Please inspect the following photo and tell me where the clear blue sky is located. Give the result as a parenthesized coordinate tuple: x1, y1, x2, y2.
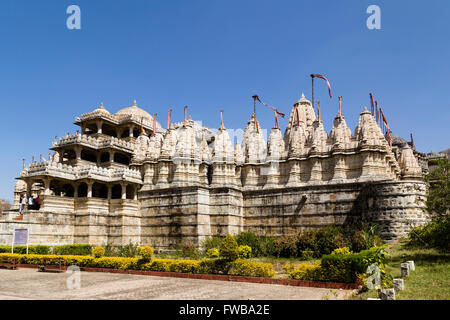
(0, 0, 449, 201)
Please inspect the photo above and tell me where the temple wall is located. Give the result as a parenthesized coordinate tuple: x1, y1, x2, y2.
(0, 182, 429, 249)
(139, 186, 212, 249)
(360, 180, 429, 241)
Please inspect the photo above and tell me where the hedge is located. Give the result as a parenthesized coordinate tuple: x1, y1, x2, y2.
(0, 253, 275, 278)
(0, 244, 92, 256)
(284, 246, 391, 284)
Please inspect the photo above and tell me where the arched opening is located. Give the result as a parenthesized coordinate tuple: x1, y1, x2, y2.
(133, 128, 140, 138)
(126, 185, 135, 200)
(62, 149, 76, 162)
(114, 152, 130, 165)
(81, 149, 97, 163)
(102, 124, 117, 137)
(111, 184, 122, 199)
(100, 152, 110, 163)
(78, 183, 88, 197)
(92, 183, 107, 199)
(31, 179, 45, 197)
(84, 123, 97, 135)
(61, 184, 74, 197)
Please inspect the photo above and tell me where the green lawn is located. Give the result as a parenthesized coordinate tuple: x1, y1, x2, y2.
(355, 240, 450, 300)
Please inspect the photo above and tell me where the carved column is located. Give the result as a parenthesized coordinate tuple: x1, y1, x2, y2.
(129, 126, 134, 138)
(107, 185, 112, 200)
(43, 178, 51, 196)
(87, 181, 93, 198)
(121, 183, 127, 200)
(109, 151, 115, 164)
(96, 120, 103, 134)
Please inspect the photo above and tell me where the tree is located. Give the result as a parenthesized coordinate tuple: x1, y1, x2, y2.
(425, 158, 450, 216)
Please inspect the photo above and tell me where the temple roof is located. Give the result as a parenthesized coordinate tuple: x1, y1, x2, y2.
(116, 100, 154, 121)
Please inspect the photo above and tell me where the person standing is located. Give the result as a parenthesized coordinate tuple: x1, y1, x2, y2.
(35, 195, 40, 210)
(28, 195, 34, 210)
(21, 195, 27, 214)
(19, 195, 23, 214)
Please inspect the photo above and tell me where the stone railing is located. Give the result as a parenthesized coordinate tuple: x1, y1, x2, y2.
(77, 110, 118, 123)
(21, 161, 142, 184)
(53, 133, 134, 152)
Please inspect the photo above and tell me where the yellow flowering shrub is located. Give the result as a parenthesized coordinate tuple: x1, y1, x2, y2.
(139, 246, 154, 262)
(0, 253, 276, 278)
(92, 246, 105, 258)
(229, 259, 275, 278)
(283, 262, 323, 281)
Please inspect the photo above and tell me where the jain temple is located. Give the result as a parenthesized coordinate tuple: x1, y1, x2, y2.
(0, 95, 430, 249)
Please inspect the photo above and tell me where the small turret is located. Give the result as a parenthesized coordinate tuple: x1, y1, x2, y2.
(242, 114, 267, 164)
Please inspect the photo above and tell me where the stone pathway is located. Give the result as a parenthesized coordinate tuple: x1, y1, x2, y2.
(0, 268, 353, 300)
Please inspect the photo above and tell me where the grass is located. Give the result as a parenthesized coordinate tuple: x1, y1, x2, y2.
(354, 240, 450, 300)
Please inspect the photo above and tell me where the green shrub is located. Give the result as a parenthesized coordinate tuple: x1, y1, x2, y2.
(199, 258, 232, 274)
(331, 247, 352, 255)
(0, 245, 51, 255)
(202, 236, 223, 253)
(117, 242, 140, 257)
(219, 235, 239, 261)
(300, 249, 314, 261)
(238, 245, 252, 259)
(407, 216, 450, 252)
(206, 248, 220, 258)
(320, 246, 390, 283)
(52, 244, 92, 256)
(274, 235, 297, 257)
(92, 246, 105, 258)
(229, 259, 275, 278)
(177, 241, 201, 259)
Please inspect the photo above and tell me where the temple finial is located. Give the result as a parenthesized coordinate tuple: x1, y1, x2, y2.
(132, 100, 137, 107)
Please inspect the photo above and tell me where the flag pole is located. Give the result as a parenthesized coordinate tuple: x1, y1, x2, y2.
(310, 74, 315, 110)
(370, 93, 375, 116)
(167, 109, 172, 130)
(410, 133, 415, 151)
(252, 95, 257, 116)
(316, 100, 321, 121)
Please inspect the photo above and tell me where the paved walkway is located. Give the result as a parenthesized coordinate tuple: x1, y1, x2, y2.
(0, 268, 353, 300)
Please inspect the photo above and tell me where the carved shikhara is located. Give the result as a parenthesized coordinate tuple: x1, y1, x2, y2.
(1, 96, 428, 248)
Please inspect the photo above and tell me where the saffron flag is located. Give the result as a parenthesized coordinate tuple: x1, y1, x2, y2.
(254, 95, 285, 117)
(312, 74, 332, 98)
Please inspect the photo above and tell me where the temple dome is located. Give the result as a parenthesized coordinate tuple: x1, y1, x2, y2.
(116, 100, 153, 121)
(93, 103, 111, 115)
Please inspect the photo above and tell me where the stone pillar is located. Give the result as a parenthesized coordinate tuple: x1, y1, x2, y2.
(81, 125, 86, 134)
(107, 185, 112, 200)
(133, 186, 138, 200)
(121, 183, 127, 200)
(87, 181, 93, 198)
(117, 128, 123, 139)
(129, 126, 134, 138)
(96, 120, 103, 134)
(74, 146, 82, 161)
(109, 151, 115, 163)
(73, 183, 79, 198)
(96, 153, 101, 166)
(26, 180, 32, 197)
(43, 179, 51, 196)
